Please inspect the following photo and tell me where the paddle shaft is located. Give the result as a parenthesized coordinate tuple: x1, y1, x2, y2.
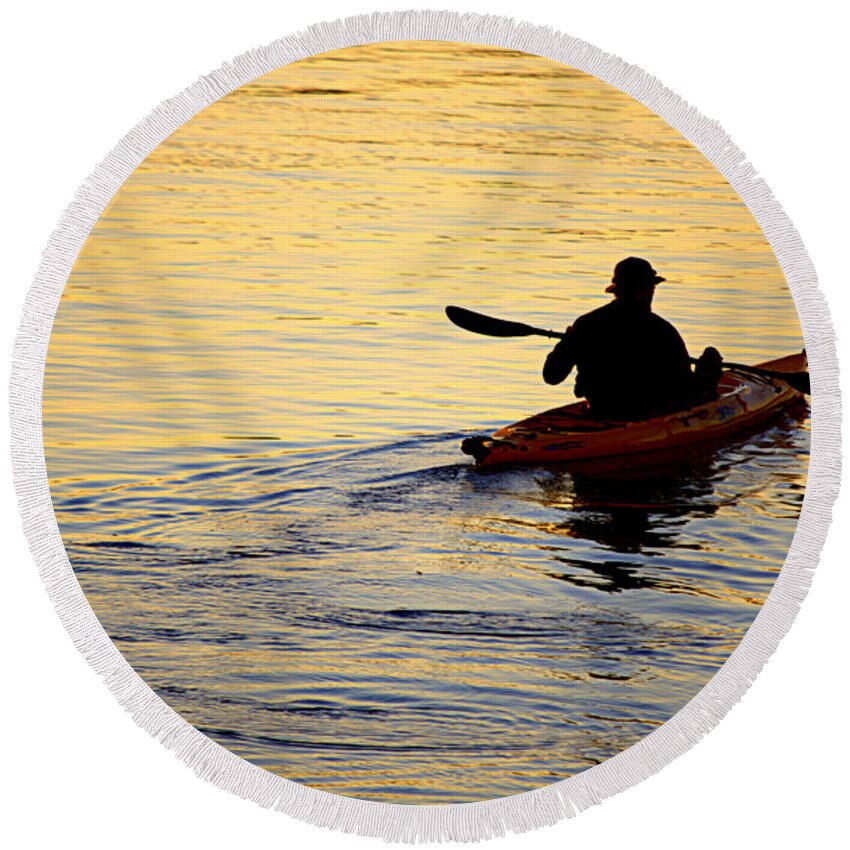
(444, 305, 810, 393)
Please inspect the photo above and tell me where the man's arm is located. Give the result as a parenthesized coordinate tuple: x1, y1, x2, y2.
(543, 326, 576, 385)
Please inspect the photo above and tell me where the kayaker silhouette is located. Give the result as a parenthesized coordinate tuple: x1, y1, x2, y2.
(543, 257, 722, 420)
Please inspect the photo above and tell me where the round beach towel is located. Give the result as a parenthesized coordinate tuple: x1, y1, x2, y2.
(10, 11, 839, 843)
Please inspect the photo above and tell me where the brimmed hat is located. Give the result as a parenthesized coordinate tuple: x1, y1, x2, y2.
(605, 257, 666, 293)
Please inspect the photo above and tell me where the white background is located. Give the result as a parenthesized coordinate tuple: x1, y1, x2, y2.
(1, 2, 847, 847)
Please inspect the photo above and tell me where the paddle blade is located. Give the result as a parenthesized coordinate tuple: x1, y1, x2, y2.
(445, 306, 544, 338)
(779, 371, 810, 395)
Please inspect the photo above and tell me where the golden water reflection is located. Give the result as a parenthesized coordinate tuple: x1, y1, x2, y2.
(44, 41, 807, 803)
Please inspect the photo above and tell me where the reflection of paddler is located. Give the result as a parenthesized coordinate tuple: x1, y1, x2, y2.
(533, 447, 721, 559)
(543, 258, 723, 421)
(524, 448, 718, 594)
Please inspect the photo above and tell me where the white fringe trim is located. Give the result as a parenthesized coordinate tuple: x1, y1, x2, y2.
(9, 9, 841, 843)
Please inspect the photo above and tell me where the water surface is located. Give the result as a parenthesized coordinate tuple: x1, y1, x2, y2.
(44, 41, 808, 803)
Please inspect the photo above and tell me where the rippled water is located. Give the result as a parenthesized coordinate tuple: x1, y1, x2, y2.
(44, 41, 808, 803)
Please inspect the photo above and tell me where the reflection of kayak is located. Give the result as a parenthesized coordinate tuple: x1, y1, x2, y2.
(461, 352, 807, 467)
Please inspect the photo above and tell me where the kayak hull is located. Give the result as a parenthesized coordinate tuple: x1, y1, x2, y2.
(462, 352, 807, 467)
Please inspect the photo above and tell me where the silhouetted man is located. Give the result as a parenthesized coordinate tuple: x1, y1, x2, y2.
(543, 258, 722, 420)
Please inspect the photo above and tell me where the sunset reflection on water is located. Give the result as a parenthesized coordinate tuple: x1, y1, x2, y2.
(44, 41, 807, 803)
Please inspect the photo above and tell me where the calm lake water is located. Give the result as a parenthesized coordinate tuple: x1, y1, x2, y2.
(44, 41, 808, 804)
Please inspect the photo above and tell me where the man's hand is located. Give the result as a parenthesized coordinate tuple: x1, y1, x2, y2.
(542, 326, 575, 385)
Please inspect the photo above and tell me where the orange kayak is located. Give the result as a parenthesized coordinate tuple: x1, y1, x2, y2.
(461, 352, 807, 467)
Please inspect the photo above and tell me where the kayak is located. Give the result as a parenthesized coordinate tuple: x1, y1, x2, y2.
(461, 352, 807, 467)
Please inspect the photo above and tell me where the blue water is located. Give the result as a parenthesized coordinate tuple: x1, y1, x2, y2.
(50, 413, 808, 803)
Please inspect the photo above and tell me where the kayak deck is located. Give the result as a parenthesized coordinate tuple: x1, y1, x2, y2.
(461, 352, 807, 467)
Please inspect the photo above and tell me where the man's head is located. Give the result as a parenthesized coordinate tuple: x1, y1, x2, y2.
(605, 257, 665, 305)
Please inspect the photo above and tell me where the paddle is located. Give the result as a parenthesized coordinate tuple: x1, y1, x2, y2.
(445, 305, 810, 395)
